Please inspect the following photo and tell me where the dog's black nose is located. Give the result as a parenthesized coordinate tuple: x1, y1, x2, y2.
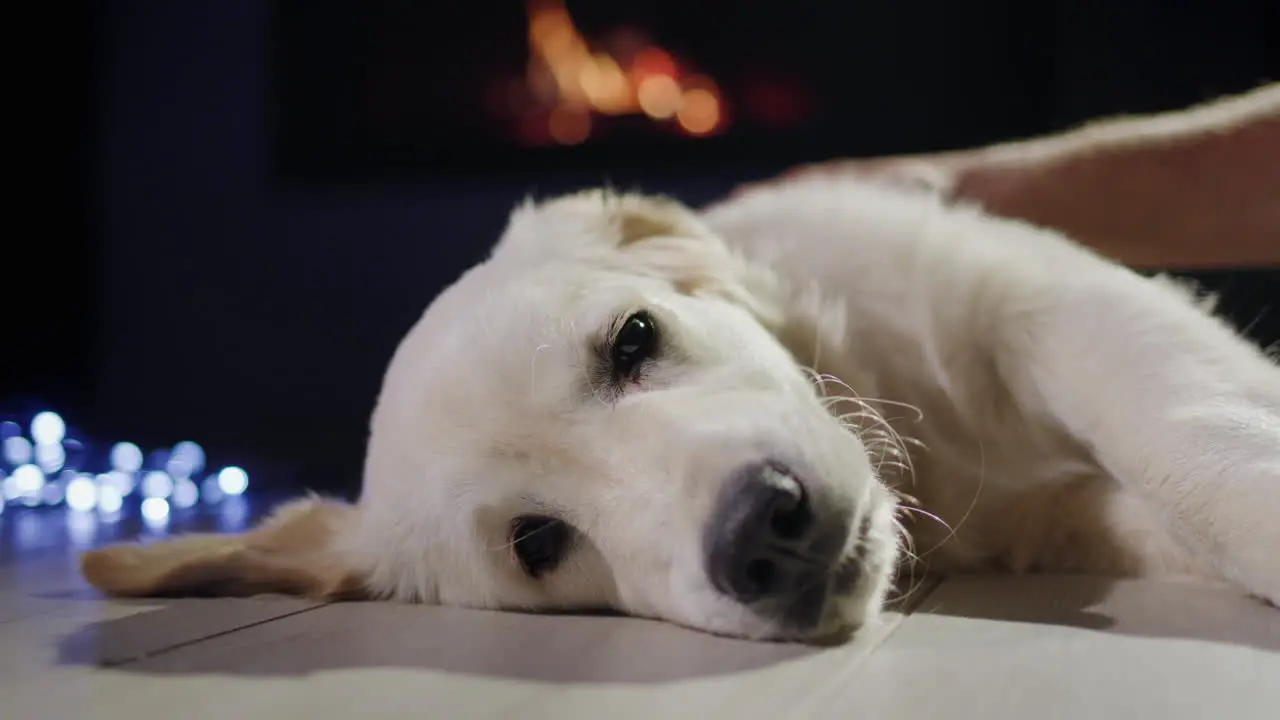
(704, 461, 823, 604)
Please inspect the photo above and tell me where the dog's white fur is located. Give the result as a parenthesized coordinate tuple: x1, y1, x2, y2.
(81, 176, 1280, 642)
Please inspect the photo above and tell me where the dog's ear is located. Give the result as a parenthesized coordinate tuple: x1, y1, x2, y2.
(79, 496, 367, 600)
(494, 189, 716, 259)
(612, 194, 707, 247)
(494, 188, 792, 328)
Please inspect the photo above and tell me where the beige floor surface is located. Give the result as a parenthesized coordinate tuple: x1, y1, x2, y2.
(2, 539, 1278, 719)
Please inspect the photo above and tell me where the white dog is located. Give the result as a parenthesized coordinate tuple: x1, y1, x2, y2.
(81, 176, 1280, 643)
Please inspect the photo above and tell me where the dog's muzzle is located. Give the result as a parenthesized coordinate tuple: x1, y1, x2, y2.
(703, 460, 854, 627)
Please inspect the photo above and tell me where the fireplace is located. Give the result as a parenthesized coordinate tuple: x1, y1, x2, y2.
(273, 0, 1275, 181)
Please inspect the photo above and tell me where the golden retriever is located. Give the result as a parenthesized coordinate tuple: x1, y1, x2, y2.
(80, 176, 1280, 643)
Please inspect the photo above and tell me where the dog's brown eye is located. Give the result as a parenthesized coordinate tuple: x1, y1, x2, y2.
(611, 311, 658, 380)
(510, 515, 573, 578)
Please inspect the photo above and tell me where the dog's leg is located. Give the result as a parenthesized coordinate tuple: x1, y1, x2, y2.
(1004, 269, 1280, 604)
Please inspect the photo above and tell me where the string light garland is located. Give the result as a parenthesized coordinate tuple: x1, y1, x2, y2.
(0, 410, 250, 532)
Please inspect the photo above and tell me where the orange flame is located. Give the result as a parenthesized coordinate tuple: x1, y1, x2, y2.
(519, 0, 725, 145)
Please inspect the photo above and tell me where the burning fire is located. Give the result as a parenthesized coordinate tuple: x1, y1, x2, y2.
(505, 0, 726, 145)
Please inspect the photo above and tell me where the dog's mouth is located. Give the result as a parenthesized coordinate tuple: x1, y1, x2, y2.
(763, 546, 871, 629)
(698, 457, 894, 643)
(830, 551, 866, 594)
(738, 508, 888, 641)
(762, 495, 902, 644)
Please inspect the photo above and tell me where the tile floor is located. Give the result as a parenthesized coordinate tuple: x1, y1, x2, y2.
(1, 501, 1277, 719)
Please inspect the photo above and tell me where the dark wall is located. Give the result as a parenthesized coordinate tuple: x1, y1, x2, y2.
(10, 0, 1277, 498)
(86, 2, 740, 495)
(6, 5, 100, 421)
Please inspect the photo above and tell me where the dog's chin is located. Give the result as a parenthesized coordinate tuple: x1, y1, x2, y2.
(791, 568, 893, 644)
(730, 594, 885, 646)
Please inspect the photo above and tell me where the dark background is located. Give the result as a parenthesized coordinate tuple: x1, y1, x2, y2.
(9, 0, 1279, 500)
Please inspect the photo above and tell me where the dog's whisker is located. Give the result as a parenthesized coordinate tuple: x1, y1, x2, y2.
(824, 396, 920, 486)
(897, 505, 953, 535)
(885, 563, 933, 606)
(891, 489, 923, 508)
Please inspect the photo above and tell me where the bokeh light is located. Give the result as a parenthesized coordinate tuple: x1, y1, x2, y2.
(3, 435, 33, 465)
(676, 86, 722, 136)
(141, 497, 170, 529)
(3, 409, 255, 545)
(217, 466, 249, 496)
(141, 470, 175, 499)
(172, 477, 199, 509)
(13, 463, 46, 504)
(66, 474, 98, 512)
(98, 484, 124, 515)
(109, 441, 144, 473)
(101, 470, 136, 497)
(168, 441, 206, 479)
(30, 411, 66, 446)
(34, 441, 66, 473)
(636, 74, 682, 119)
(514, 1, 732, 146)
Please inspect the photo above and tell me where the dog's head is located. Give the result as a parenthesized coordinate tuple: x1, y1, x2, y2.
(81, 190, 901, 642)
